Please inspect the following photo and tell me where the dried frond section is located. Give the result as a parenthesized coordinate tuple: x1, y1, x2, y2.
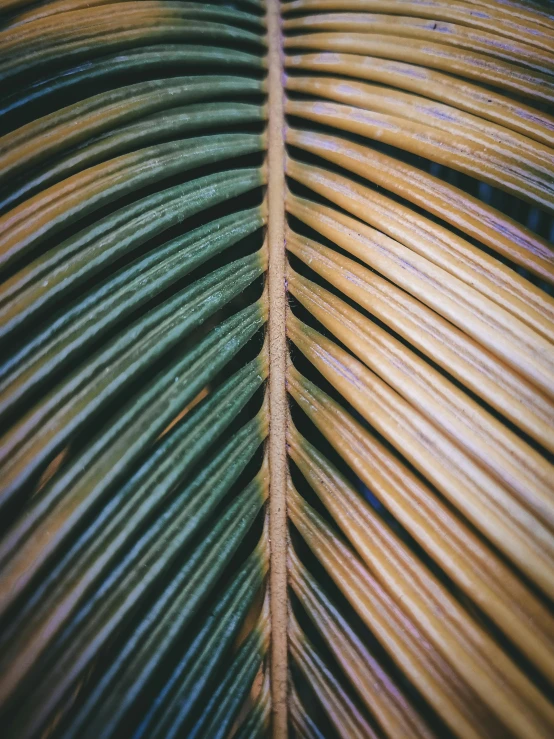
(284, 1, 554, 736)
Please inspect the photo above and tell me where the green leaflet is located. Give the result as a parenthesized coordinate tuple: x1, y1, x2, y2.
(6, 475, 268, 738)
(233, 673, 271, 739)
(50, 2, 266, 31)
(0, 2, 270, 736)
(233, 705, 268, 739)
(3, 2, 264, 37)
(0, 361, 267, 702)
(0, 167, 264, 331)
(69, 539, 269, 739)
(135, 530, 268, 739)
(0, 252, 264, 505)
(0, 23, 265, 84)
(1, 103, 265, 212)
(186, 606, 269, 739)
(0, 76, 263, 183)
(0, 304, 265, 611)
(0, 48, 263, 130)
(0, 133, 263, 268)
(0, 207, 264, 419)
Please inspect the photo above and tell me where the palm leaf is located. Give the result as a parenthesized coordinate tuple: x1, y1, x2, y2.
(0, 0, 553, 736)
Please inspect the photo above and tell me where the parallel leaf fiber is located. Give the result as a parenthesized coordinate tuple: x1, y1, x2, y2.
(0, 0, 553, 737)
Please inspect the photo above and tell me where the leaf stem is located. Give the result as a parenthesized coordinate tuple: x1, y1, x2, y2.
(266, 0, 288, 736)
